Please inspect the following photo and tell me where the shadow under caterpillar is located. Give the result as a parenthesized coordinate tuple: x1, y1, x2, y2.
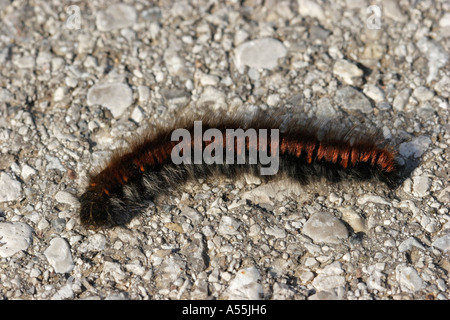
(79, 113, 402, 229)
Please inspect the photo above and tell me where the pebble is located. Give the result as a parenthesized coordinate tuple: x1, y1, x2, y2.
(312, 261, 346, 291)
(413, 86, 434, 101)
(137, 85, 150, 102)
(44, 237, 74, 273)
(393, 88, 411, 111)
(302, 211, 348, 244)
(398, 237, 426, 252)
(0, 172, 23, 202)
(297, 0, 325, 21)
(225, 266, 263, 300)
(382, 0, 407, 23)
(156, 254, 186, 288)
(103, 261, 127, 282)
(55, 191, 80, 207)
(412, 176, 430, 197)
(0, 88, 14, 102)
(395, 264, 424, 293)
(96, 3, 137, 32)
(87, 82, 133, 118)
(13, 55, 35, 69)
(265, 225, 286, 239)
(333, 60, 363, 85)
(432, 234, 450, 252)
(338, 207, 367, 233)
(197, 87, 227, 110)
(21, 164, 37, 180)
(399, 136, 431, 158)
(0, 222, 33, 258)
(131, 106, 145, 123)
(439, 13, 450, 28)
(357, 194, 391, 206)
(234, 38, 287, 73)
(363, 84, 386, 103)
(334, 86, 372, 114)
(218, 216, 241, 236)
(53, 87, 66, 102)
(416, 37, 449, 83)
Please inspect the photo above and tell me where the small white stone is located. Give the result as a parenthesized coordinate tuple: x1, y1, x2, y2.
(398, 237, 426, 252)
(234, 38, 287, 73)
(44, 237, 74, 273)
(131, 106, 145, 123)
(267, 94, 280, 107)
(302, 211, 348, 244)
(363, 84, 386, 102)
(334, 86, 372, 114)
(333, 60, 363, 85)
(137, 85, 150, 102)
(96, 3, 137, 32)
(432, 234, 450, 252)
(297, 0, 325, 21)
(395, 264, 424, 293)
(13, 55, 35, 69)
(21, 164, 36, 180)
(265, 225, 286, 239)
(399, 136, 431, 158)
(225, 266, 263, 300)
(312, 261, 346, 291)
(87, 82, 133, 118)
(439, 13, 450, 27)
(0, 172, 23, 202)
(413, 86, 434, 101)
(412, 176, 430, 197)
(218, 216, 241, 236)
(338, 207, 367, 233)
(0, 222, 33, 258)
(393, 88, 411, 111)
(55, 191, 80, 207)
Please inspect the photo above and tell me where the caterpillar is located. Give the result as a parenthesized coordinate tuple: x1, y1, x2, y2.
(79, 112, 400, 229)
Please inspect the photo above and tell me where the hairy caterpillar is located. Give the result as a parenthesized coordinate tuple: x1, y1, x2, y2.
(79, 113, 400, 229)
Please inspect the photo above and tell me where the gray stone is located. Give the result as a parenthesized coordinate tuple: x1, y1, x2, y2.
(55, 191, 80, 207)
(333, 60, 363, 85)
(412, 176, 430, 197)
(96, 3, 137, 32)
(297, 0, 325, 21)
(393, 88, 411, 111)
(225, 266, 263, 300)
(395, 264, 424, 292)
(334, 87, 372, 114)
(398, 237, 426, 252)
(234, 38, 287, 73)
(0, 172, 23, 202)
(312, 262, 346, 291)
(363, 84, 386, 103)
(87, 82, 133, 118)
(44, 238, 74, 273)
(432, 234, 450, 252)
(0, 222, 33, 258)
(383, 0, 407, 22)
(399, 136, 431, 158)
(218, 216, 241, 236)
(413, 86, 434, 101)
(302, 212, 348, 244)
(265, 225, 286, 239)
(416, 37, 449, 83)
